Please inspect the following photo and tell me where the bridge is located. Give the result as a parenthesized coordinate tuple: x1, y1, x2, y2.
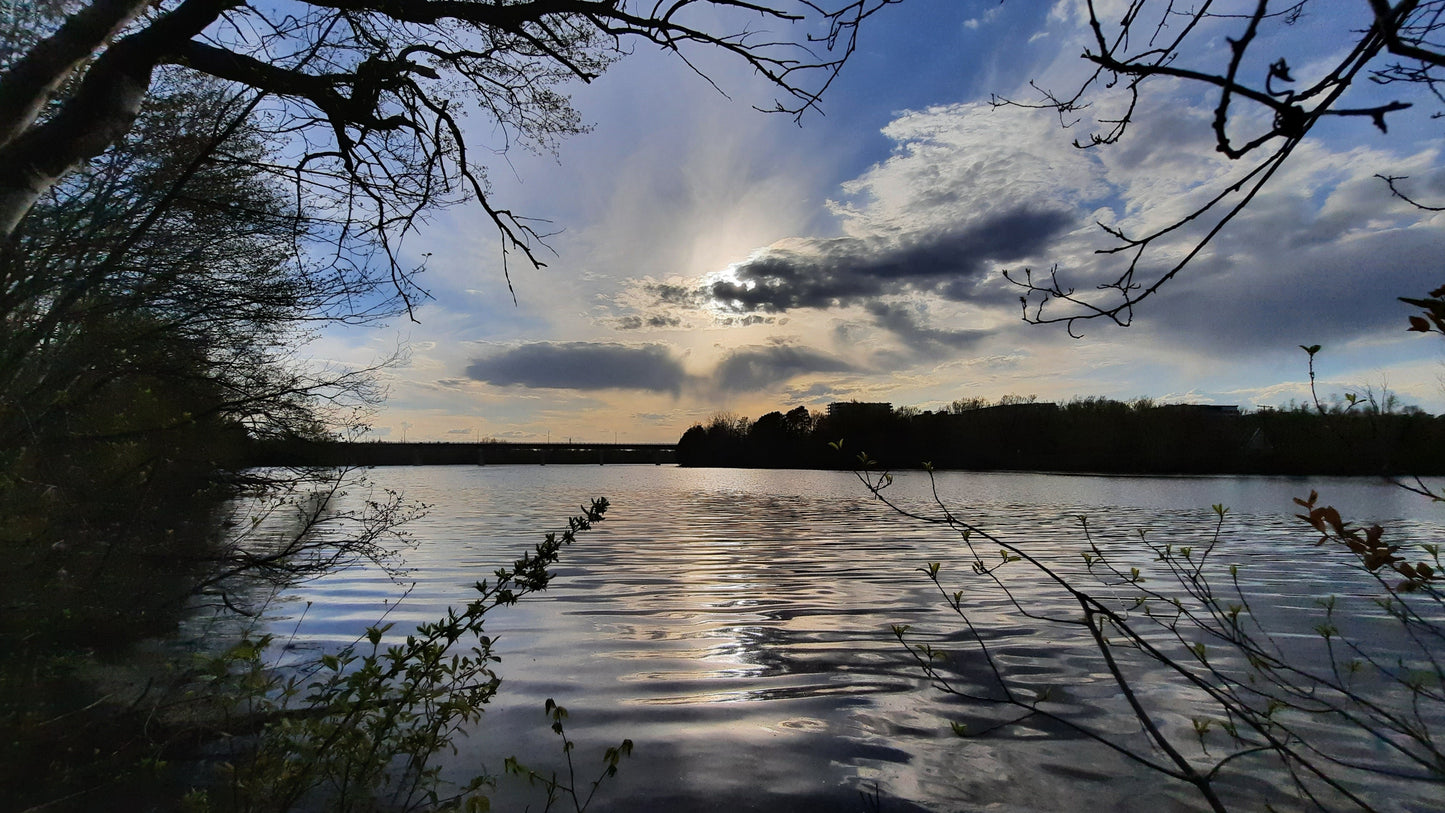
(250, 440, 677, 467)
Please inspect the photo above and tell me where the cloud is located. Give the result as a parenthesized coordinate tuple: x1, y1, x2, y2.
(709, 207, 1074, 313)
(865, 301, 991, 355)
(714, 345, 855, 392)
(716, 314, 777, 327)
(964, 4, 1003, 30)
(1139, 219, 1445, 354)
(647, 282, 704, 307)
(790, 95, 1445, 361)
(613, 313, 683, 330)
(465, 342, 687, 394)
(780, 381, 858, 403)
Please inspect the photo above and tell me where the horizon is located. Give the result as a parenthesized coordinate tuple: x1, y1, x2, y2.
(323, 392, 1438, 447)
(305, 2, 1445, 445)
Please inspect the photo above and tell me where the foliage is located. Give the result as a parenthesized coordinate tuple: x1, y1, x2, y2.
(1, 13, 396, 705)
(501, 699, 635, 813)
(1002, 2, 1445, 331)
(1402, 285, 1445, 337)
(4, 496, 612, 811)
(850, 455, 1443, 811)
(188, 497, 611, 813)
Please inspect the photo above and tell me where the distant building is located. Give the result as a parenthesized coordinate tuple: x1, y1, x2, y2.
(827, 401, 893, 420)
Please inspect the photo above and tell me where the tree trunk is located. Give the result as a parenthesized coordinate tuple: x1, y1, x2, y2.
(0, 0, 152, 150)
(0, 0, 237, 240)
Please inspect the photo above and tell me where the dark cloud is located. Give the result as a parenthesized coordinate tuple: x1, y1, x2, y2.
(714, 345, 854, 392)
(614, 313, 684, 330)
(465, 342, 686, 394)
(866, 301, 990, 355)
(1141, 224, 1445, 355)
(710, 207, 1073, 312)
(647, 282, 703, 307)
(716, 314, 777, 327)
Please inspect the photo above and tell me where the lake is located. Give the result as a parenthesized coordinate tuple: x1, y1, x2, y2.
(237, 466, 1445, 812)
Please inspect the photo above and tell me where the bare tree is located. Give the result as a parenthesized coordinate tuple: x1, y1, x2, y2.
(1000, 1, 1445, 335)
(0, 0, 898, 305)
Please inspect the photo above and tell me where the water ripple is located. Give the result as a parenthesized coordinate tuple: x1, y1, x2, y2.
(254, 466, 1445, 812)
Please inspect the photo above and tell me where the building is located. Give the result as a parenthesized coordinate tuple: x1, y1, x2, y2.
(826, 401, 893, 420)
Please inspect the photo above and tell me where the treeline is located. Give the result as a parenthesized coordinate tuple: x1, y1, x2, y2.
(0, 68, 392, 807)
(677, 398, 1445, 475)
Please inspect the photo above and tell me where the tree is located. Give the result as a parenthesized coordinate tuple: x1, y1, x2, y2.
(0, 0, 899, 301)
(2, 5, 908, 801)
(1, 69, 387, 439)
(1001, 1, 1445, 333)
(0, 0, 909, 622)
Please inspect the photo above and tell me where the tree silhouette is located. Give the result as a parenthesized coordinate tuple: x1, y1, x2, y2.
(0, 0, 897, 303)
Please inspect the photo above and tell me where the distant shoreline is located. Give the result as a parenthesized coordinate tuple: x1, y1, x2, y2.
(674, 401, 1445, 477)
(247, 439, 677, 467)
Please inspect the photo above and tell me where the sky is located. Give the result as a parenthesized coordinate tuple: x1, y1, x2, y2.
(311, 1, 1445, 444)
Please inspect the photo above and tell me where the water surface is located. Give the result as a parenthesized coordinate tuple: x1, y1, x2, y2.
(254, 467, 1445, 812)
